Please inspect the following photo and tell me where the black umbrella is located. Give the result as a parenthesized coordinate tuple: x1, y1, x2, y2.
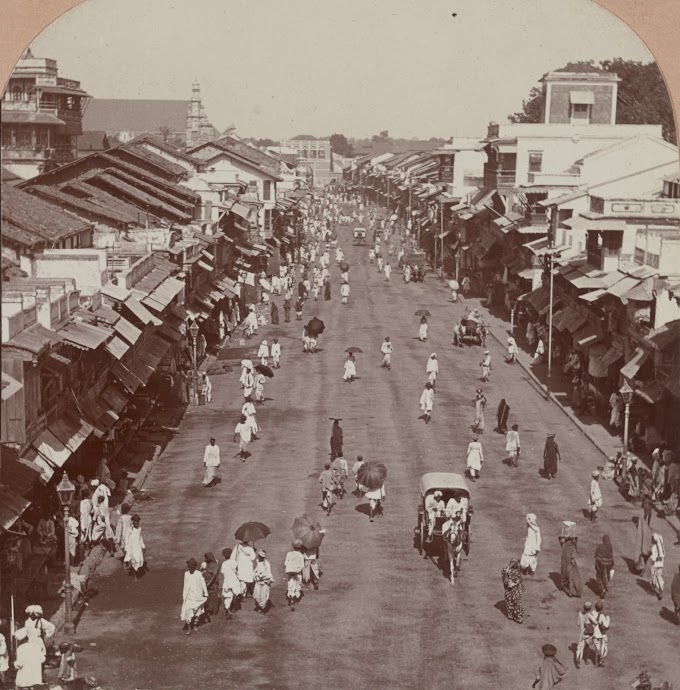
(414, 309, 431, 317)
(357, 461, 387, 490)
(345, 347, 363, 354)
(234, 521, 271, 542)
(306, 317, 325, 337)
(254, 364, 274, 378)
(339, 261, 350, 272)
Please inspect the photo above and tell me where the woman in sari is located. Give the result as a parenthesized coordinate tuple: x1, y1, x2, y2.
(559, 536, 583, 597)
(534, 644, 566, 689)
(501, 559, 524, 624)
(201, 552, 220, 620)
(594, 535, 614, 597)
(270, 302, 279, 325)
(650, 533, 665, 600)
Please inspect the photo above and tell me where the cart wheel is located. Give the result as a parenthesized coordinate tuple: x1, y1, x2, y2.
(418, 521, 425, 555)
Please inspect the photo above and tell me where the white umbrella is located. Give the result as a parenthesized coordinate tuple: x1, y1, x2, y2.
(448, 280, 460, 290)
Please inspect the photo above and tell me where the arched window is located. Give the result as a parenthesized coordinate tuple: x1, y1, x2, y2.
(310, 148, 317, 158)
(301, 147, 308, 158)
(294, 147, 300, 155)
(12, 86, 23, 101)
(318, 147, 325, 158)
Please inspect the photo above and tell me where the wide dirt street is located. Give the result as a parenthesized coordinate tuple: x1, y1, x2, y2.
(75, 216, 678, 689)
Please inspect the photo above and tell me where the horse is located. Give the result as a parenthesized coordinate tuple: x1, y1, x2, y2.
(442, 517, 465, 586)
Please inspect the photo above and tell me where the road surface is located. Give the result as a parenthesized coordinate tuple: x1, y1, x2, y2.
(74, 215, 679, 689)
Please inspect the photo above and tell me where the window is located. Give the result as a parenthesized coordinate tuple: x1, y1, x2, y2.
(310, 149, 317, 158)
(528, 151, 543, 174)
(18, 129, 31, 147)
(11, 85, 22, 101)
(570, 103, 591, 125)
(264, 209, 272, 234)
(1, 128, 12, 146)
(263, 180, 272, 201)
(318, 147, 325, 159)
(37, 128, 49, 147)
(301, 148, 308, 158)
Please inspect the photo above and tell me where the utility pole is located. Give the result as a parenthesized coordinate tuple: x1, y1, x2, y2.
(545, 204, 559, 400)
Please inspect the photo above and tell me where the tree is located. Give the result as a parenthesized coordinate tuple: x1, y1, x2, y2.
(329, 133, 354, 157)
(158, 125, 172, 143)
(508, 59, 676, 143)
(248, 137, 277, 147)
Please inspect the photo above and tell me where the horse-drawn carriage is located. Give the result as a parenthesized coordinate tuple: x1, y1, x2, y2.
(453, 317, 487, 347)
(353, 227, 366, 245)
(415, 473, 472, 584)
(402, 252, 428, 283)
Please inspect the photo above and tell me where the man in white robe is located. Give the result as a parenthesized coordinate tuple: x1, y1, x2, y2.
(202, 438, 220, 487)
(124, 515, 145, 578)
(13, 628, 45, 689)
(420, 383, 434, 424)
(271, 339, 282, 368)
(520, 513, 541, 575)
(231, 542, 256, 598)
(425, 491, 445, 542)
(220, 548, 242, 618)
(426, 354, 439, 387)
(589, 470, 603, 521)
(181, 558, 208, 634)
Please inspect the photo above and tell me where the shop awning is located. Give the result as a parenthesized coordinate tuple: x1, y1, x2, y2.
(100, 384, 130, 414)
(573, 323, 601, 347)
(522, 286, 550, 313)
(124, 297, 162, 327)
(159, 320, 184, 343)
(635, 380, 665, 404)
(580, 289, 607, 303)
(31, 429, 71, 468)
(59, 321, 112, 350)
(113, 317, 142, 346)
(621, 348, 649, 380)
(111, 361, 145, 394)
(0, 487, 31, 531)
(105, 336, 131, 360)
(197, 259, 214, 272)
(554, 308, 586, 333)
(128, 334, 171, 385)
(49, 413, 93, 454)
(0, 447, 42, 495)
(142, 276, 185, 313)
(517, 268, 535, 279)
(20, 447, 54, 484)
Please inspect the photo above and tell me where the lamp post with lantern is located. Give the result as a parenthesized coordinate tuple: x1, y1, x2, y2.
(189, 321, 200, 406)
(56, 472, 76, 635)
(620, 379, 634, 462)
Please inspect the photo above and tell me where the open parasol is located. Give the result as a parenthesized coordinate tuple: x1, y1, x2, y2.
(330, 457, 347, 472)
(357, 461, 387, 490)
(254, 364, 274, 378)
(339, 261, 350, 272)
(344, 346, 363, 354)
(414, 309, 431, 317)
(240, 359, 253, 368)
(306, 317, 325, 337)
(448, 280, 460, 290)
(234, 521, 271, 543)
(292, 514, 325, 549)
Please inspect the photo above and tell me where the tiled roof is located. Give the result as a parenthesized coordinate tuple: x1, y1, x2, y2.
(216, 137, 282, 178)
(27, 185, 137, 225)
(1, 184, 92, 245)
(114, 144, 188, 179)
(82, 98, 189, 134)
(130, 134, 203, 166)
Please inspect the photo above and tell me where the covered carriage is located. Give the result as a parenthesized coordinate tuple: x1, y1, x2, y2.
(353, 227, 366, 245)
(415, 472, 472, 557)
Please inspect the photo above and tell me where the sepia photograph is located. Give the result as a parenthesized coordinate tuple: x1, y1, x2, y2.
(0, 0, 679, 688)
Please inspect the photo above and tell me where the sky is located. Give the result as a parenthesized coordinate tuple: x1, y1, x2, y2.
(30, 0, 654, 140)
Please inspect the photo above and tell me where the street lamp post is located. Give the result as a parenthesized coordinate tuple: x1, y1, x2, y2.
(620, 380, 634, 461)
(56, 472, 76, 635)
(189, 321, 200, 406)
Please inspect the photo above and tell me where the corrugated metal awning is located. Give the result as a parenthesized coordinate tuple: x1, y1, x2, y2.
(105, 336, 130, 360)
(111, 361, 144, 394)
(0, 487, 31, 531)
(31, 429, 71, 468)
(124, 297, 162, 326)
(100, 384, 130, 414)
(113, 317, 142, 346)
(59, 321, 112, 350)
(49, 413, 93, 454)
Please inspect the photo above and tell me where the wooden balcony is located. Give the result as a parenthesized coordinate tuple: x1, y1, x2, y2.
(483, 167, 516, 188)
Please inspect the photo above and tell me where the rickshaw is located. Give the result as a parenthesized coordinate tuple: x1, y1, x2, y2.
(353, 227, 366, 245)
(415, 473, 472, 584)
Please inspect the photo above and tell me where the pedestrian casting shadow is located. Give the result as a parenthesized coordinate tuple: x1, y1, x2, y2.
(548, 572, 563, 593)
(581, 508, 591, 519)
(636, 578, 655, 595)
(622, 557, 640, 575)
(659, 607, 677, 625)
(501, 457, 514, 468)
(585, 578, 601, 596)
(207, 477, 222, 488)
(493, 600, 508, 618)
(238, 451, 252, 460)
(354, 503, 371, 517)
